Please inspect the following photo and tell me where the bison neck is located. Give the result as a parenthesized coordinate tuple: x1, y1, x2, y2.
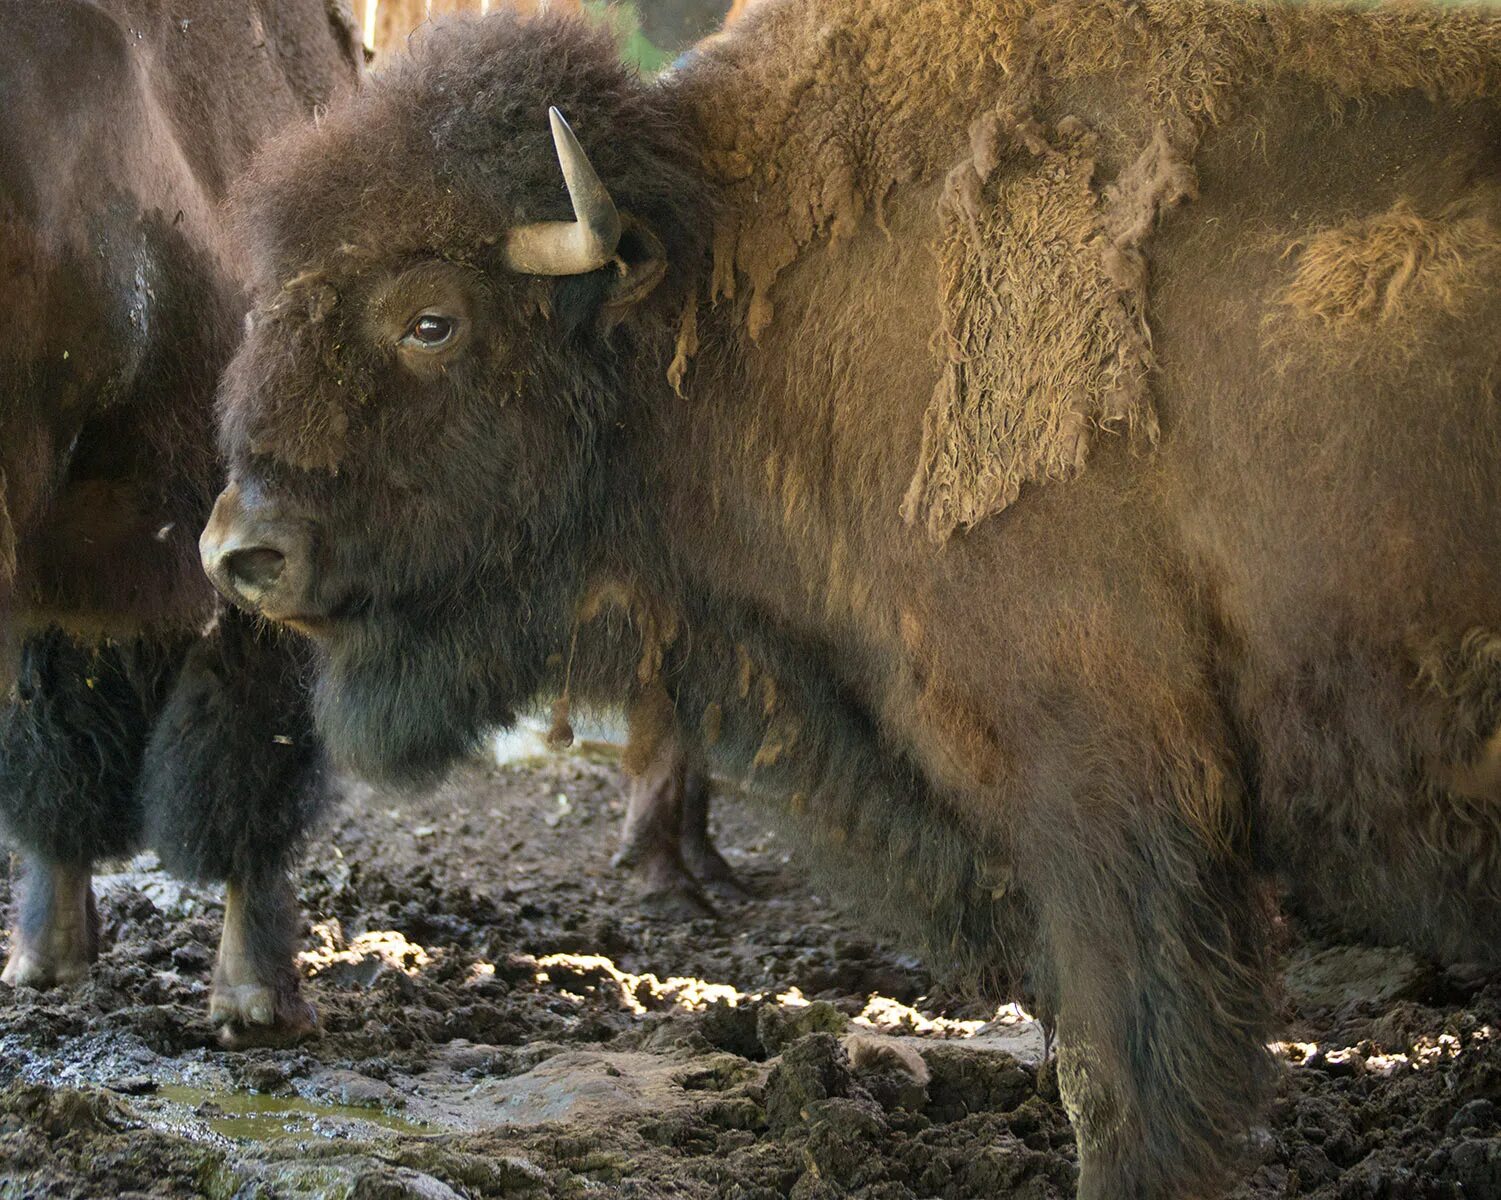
(660, 188, 937, 654)
(601, 188, 1003, 811)
(568, 193, 1030, 995)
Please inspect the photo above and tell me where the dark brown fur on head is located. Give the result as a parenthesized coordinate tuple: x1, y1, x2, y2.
(218, 11, 711, 780)
(225, 11, 709, 474)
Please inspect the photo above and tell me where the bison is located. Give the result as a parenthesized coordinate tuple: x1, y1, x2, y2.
(200, 1, 1501, 1195)
(0, 1, 729, 1046)
(0, 0, 362, 1043)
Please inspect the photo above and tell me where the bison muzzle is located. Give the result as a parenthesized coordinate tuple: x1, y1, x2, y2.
(202, 481, 317, 625)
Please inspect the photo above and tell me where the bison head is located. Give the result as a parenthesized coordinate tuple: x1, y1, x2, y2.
(201, 13, 708, 783)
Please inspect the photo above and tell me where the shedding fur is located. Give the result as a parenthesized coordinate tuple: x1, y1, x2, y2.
(842, 1031, 931, 1111)
(900, 113, 1166, 541)
(577, 574, 682, 687)
(688, 0, 1501, 540)
(700, 702, 723, 746)
(842, 1032, 930, 1084)
(546, 696, 575, 750)
(1279, 199, 1501, 329)
(623, 682, 676, 776)
(668, 297, 698, 397)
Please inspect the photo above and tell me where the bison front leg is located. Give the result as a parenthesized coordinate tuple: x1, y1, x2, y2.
(1, 630, 174, 989)
(210, 871, 315, 1045)
(678, 758, 750, 900)
(142, 610, 324, 1047)
(2, 858, 97, 987)
(1021, 759, 1277, 1199)
(613, 729, 716, 919)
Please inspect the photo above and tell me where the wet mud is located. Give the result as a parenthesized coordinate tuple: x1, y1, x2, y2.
(2, 737, 1498, 1198)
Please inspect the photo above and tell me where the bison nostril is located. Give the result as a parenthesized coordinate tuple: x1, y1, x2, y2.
(223, 546, 287, 595)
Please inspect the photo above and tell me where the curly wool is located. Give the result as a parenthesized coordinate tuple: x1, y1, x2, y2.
(681, 0, 1501, 539)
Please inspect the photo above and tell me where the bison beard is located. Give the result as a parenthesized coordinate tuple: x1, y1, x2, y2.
(307, 588, 529, 786)
(208, 2, 1501, 1196)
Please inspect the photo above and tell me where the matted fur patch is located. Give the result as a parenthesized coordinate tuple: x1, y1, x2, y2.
(684, 0, 1501, 541)
(1279, 200, 1501, 330)
(901, 117, 1188, 542)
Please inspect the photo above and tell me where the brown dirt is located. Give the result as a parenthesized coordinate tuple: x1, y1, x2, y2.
(1, 739, 1498, 1199)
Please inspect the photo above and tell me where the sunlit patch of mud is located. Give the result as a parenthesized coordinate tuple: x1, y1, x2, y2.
(528, 951, 1033, 1036)
(1272, 1025, 1496, 1077)
(297, 921, 431, 978)
(315, 930, 1028, 1038)
(533, 953, 749, 1014)
(854, 994, 1033, 1037)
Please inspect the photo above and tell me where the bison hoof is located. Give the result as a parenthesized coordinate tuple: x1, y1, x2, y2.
(683, 844, 752, 901)
(700, 873, 753, 902)
(1, 917, 97, 990)
(639, 884, 717, 922)
(1, 941, 92, 990)
(210, 981, 319, 1048)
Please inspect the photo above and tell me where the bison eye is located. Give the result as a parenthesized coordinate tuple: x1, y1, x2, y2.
(403, 313, 456, 348)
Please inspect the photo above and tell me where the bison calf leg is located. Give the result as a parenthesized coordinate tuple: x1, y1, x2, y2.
(142, 610, 326, 1046)
(613, 733, 716, 919)
(1024, 771, 1276, 1199)
(1, 858, 98, 988)
(1, 630, 177, 989)
(678, 763, 749, 899)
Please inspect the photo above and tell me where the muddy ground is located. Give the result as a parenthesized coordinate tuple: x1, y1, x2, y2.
(1, 732, 1499, 1199)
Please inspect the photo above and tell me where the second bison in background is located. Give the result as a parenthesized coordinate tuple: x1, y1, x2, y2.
(0, 0, 361, 1045)
(201, 1, 1501, 1196)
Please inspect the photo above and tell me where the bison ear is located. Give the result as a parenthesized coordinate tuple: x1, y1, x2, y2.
(601, 219, 668, 329)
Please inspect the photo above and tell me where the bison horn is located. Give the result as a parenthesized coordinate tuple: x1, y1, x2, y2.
(503, 107, 622, 276)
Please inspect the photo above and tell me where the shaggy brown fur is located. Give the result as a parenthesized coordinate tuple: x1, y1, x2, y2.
(1280, 198, 1501, 329)
(901, 112, 1171, 540)
(210, 2, 1501, 1196)
(685, 0, 1501, 535)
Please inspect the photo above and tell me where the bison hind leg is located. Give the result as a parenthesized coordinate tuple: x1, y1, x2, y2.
(679, 765, 751, 900)
(614, 731, 717, 920)
(615, 697, 747, 917)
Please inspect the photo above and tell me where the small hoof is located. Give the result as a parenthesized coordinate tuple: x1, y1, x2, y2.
(2, 936, 94, 990)
(700, 874, 754, 902)
(696, 871, 756, 907)
(684, 848, 754, 901)
(638, 885, 717, 922)
(210, 983, 319, 1048)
